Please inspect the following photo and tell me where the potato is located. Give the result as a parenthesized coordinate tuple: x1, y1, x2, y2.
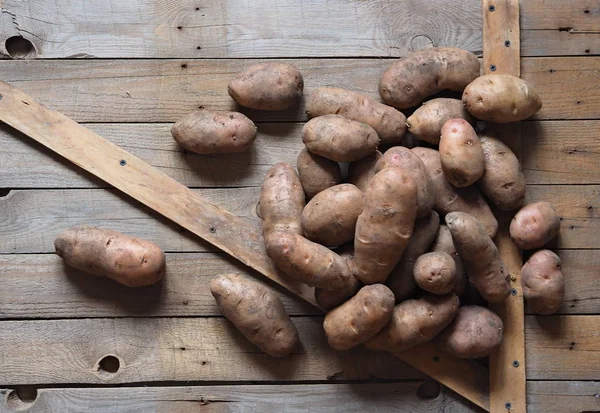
(439, 118, 484, 187)
(431, 224, 467, 297)
(365, 293, 459, 352)
(348, 151, 383, 191)
(510, 202, 560, 250)
(302, 115, 380, 162)
(170, 110, 257, 154)
(210, 273, 298, 357)
(379, 47, 480, 109)
(54, 226, 165, 287)
(323, 284, 395, 350)
(302, 184, 364, 247)
(266, 232, 352, 290)
(305, 87, 406, 144)
(406, 98, 474, 145)
(412, 147, 498, 238)
(228, 62, 303, 111)
(353, 168, 417, 284)
(315, 245, 362, 311)
(478, 135, 526, 211)
(413, 252, 457, 295)
(521, 250, 565, 315)
(296, 148, 342, 199)
(433, 305, 503, 359)
(259, 163, 305, 238)
(387, 211, 440, 302)
(375, 146, 434, 218)
(446, 212, 511, 303)
(462, 74, 542, 123)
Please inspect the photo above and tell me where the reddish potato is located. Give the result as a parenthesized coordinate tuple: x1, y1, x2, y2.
(439, 118, 484, 187)
(406, 98, 474, 145)
(314, 245, 362, 311)
(348, 151, 383, 191)
(522, 250, 565, 315)
(413, 252, 457, 295)
(431, 224, 467, 297)
(510, 202, 560, 249)
(296, 148, 342, 199)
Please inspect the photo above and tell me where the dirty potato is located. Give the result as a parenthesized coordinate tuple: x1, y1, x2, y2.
(413, 252, 457, 295)
(314, 245, 363, 311)
(510, 202, 560, 249)
(296, 148, 342, 199)
(439, 118, 484, 187)
(521, 250, 565, 315)
(348, 151, 383, 191)
(406, 98, 474, 145)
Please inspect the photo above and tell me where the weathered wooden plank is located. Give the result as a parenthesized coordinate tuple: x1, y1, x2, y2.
(527, 381, 600, 413)
(522, 31, 600, 57)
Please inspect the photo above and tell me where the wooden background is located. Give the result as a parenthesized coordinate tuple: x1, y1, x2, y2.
(0, 0, 599, 412)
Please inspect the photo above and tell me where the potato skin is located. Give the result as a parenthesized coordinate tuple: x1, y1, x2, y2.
(510, 202, 560, 250)
(387, 211, 440, 302)
(375, 146, 434, 218)
(353, 168, 418, 284)
(302, 115, 380, 162)
(266, 232, 352, 290)
(463, 74, 542, 123)
(228, 62, 303, 111)
(302, 184, 365, 247)
(414, 252, 457, 295)
(478, 135, 526, 211)
(323, 284, 395, 350)
(348, 151, 383, 191)
(210, 273, 298, 357)
(431, 224, 467, 297)
(365, 293, 459, 352)
(433, 305, 503, 359)
(406, 98, 474, 145)
(379, 47, 480, 109)
(54, 226, 165, 287)
(259, 163, 305, 238)
(315, 245, 362, 311)
(412, 147, 498, 238)
(521, 250, 565, 315)
(440, 118, 484, 187)
(305, 87, 406, 144)
(296, 148, 342, 199)
(446, 212, 511, 303)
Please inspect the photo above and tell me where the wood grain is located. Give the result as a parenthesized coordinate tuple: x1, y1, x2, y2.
(528, 381, 600, 413)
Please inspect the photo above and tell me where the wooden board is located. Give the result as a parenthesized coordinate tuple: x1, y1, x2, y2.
(527, 381, 600, 413)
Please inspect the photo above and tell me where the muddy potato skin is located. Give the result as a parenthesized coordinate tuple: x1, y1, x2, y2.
(478, 135, 526, 211)
(315, 245, 363, 311)
(54, 226, 165, 287)
(376, 146, 434, 218)
(353, 168, 418, 284)
(323, 284, 395, 350)
(302, 184, 365, 247)
(296, 148, 342, 199)
(379, 47, 480, 109)
(433, 305, 504, 359)
(260, 163, 305, 238)
(414, 252, 457, 295)
(302, 115, 380, 162)
(387, 211, 440, 302)
(521, 250, 565, 315)
(440, 119, 484, 187)
(463, 74, 542, 123)
(446, 212, 511, 303)
(365, 293, 459, 352)
(348, 151, 383, 191)
(210, 273, 298, 357)
(413, 147, 498, 238)
(305, 87, 406, 144)
(406, 98, 474, 145)
(228, 62, 303, 111)
(431, 225, 467, 297)
(510, 202, 560, 249)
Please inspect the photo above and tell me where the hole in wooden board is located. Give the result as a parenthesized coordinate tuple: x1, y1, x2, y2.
(97, 355, 121, 376)
(417, 379, 441, 400)
(6, 386, 38, 410)
(4, 36, 36, 59)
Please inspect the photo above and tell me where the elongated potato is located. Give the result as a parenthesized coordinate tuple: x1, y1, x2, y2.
(323, 284, 395, 350)
(379, 47, 480, 109)
(446, 212, 511, 303)
(305, 87, 406, 144)
(171, 110, 257, 154)
(266, 232, 352, 290)
(353, 168, 417, 284)
(365, 293, 459, 352)
(302, 184, 365, 247)
(348, 151, 382, 191)
(510, 202, 560, 249)
(406, 98, 474, 145)
(375, 146, 434, 218)
(463, 74, 542, 123)
(315, 245, 362, 311)
(210, 273, 298, 357)
(414, 252, 457, 295)
(296, 148, 342, 199)
(439, 118, 484, 187)
(302, 115, 380, 162)
(259, 163, 305, 238)
(228, 62, 303, 111)
(478, 135, 526, 211)
(54, 226, 165, 287)
(387, 211, 440, 302)
(431, 224, 467, 297)
(433, 305, 503, 359)
(412, 147, 498, 238)
(522, 250, 565, 315)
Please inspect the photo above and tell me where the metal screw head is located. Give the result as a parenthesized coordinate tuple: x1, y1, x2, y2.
(119, 159, 127, 166)
(511, 288, 517, 295)
(209, 225, 216, 233)
(513, 360, 520, 367)
(489, 5, 496, 11)
(505, 40, 511, 47)
(490, 64, 497, 72)
(505, 402, 512, 410)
